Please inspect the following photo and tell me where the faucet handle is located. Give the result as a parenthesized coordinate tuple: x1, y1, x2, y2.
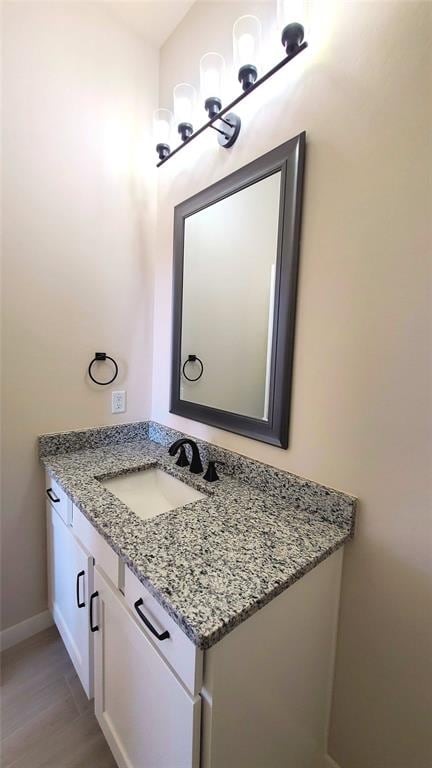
(175, 445, 189, 468)
(203, 460, 224, 482)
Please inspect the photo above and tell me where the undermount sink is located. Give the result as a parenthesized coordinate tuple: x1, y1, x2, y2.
(100, 468, 206, 521)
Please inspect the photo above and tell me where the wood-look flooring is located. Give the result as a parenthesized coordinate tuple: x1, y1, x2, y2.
(0, 625, 117, 768)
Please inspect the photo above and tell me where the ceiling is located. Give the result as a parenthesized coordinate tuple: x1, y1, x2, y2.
(105, 0, 197, 47)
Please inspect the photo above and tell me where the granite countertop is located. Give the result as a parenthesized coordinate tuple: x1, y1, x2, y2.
(40, 422, 356, 650)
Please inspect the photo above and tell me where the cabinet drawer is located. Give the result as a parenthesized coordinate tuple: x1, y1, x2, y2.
(45, 473, 72, 525)
(124, 566, 202, 696)
(72, 505, 119, 588)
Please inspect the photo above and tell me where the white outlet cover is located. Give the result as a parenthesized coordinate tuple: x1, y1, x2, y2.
(112, 390, 126, 414)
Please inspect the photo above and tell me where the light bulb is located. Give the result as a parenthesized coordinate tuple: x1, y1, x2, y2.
(277, 0, 309, 53)
(173, 84, 196, 123)
(176, 97, 192, 123)
(203, 68, 219, 97)
(153, 109, 173, 161)
(173, 83, 197, 141)
(155, 119, 170, 143)
(233, 16, 262, 91)
(237, 33, 256, 66)
(277, 0, 308, 30)
(200, 53, 225, 118)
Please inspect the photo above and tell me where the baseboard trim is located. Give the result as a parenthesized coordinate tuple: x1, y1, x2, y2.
(324, 755, 342, 768)
(0, 610, 53, 651)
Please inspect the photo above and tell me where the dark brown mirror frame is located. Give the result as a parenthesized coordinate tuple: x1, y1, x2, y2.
(170, 132, 306, 448)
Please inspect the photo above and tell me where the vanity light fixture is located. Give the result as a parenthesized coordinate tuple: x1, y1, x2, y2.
(277, 0, 308, 54)
(199, 51, 241, 148)
(173, 83, 197, 141)
(153, 108, 173, 161)
(200, 52, 225, 118)
(155, 4, 308, 166)
(233, 15, 262, 92)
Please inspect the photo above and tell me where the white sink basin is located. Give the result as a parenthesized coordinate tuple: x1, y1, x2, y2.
(100, 468, 206, 521)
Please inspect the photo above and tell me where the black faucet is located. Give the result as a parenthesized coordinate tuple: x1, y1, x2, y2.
(168, 438, 203, 474)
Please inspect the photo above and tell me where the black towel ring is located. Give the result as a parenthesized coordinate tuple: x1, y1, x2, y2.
(182, 354, 204, 382)
(88, 352, 118, 386)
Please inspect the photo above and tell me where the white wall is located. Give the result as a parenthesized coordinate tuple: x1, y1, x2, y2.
(1, 2, 158, 630)
(154, 2, 432, 767)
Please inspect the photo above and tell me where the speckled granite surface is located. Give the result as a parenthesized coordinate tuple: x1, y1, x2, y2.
(39, 421, 149, 457)
(40, 422, 356, 649)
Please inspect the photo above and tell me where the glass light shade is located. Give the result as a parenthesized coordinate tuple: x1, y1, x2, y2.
(153, 108, 173, 145)
(200, 52, 225, 101)
(277, 0, 308, 36)
(173, 83, 197, 126)
(233, 15, 262, 70)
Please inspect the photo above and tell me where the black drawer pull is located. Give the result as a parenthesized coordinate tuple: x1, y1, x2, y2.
(46, 488, 60, 503)
(76, 570, 85, 608)
(134, 599, 170, 641)
(90, 591, 99, 632)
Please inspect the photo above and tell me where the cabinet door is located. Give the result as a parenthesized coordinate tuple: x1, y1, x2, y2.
(47, 504, 93, 697)
(93, 568, 201, 768)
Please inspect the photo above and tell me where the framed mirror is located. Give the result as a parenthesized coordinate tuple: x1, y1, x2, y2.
(170, 132, 306, 448)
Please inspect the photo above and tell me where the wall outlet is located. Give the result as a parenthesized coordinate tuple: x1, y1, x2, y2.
(111, 390, 126, 414)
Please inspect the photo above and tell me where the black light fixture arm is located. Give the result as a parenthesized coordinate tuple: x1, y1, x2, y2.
(210, 124, 229, 137)
(208, 112, 241, 147)
(157, 41, 307, 167)
(219, 116, 235, 127)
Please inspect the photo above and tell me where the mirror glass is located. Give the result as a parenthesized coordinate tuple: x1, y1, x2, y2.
(180, 172, 281, 421)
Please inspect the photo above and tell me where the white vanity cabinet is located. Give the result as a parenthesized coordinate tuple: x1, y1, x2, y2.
(46, 472, 345, 768)
(93, 568, 201, 768)
(46, 499, 93, 697)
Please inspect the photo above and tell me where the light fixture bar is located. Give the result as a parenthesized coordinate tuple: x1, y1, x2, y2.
(157, 41, 307, 168)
